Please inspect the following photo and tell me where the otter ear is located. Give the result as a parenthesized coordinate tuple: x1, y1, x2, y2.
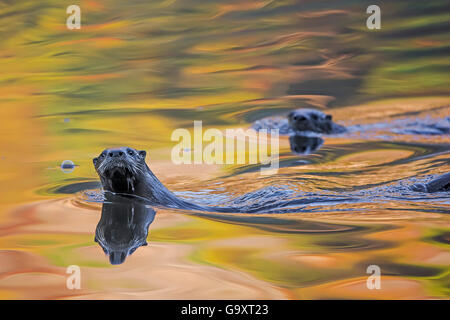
(94, 236, 98, 242)
(325, 114, 332, 121)
(142, 241, 148, 246)
(139, 150, 147, 158)
(93, 157, 98, 165)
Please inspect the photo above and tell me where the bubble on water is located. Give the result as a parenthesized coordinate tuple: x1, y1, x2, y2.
(61, 160, 76, 173)
(64, 118, 70, 123)
(183, 148, 191, 153)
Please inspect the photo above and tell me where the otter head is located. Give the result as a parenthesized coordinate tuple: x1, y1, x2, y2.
(93, 147, 147, 194)
(288, 109, 334, 134)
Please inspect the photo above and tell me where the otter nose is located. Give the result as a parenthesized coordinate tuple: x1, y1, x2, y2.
(108, 150, 124, 158)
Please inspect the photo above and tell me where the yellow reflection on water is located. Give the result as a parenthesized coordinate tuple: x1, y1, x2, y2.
(0, 0, 449, 300)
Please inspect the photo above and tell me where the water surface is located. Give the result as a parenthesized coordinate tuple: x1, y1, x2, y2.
(0, 0, 449, 299)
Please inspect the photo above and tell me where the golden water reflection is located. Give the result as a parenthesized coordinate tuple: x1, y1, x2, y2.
(0, 0, 449, 299)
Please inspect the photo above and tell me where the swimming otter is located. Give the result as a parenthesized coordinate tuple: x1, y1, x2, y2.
(288, 109, 347, 134)
(95, 193, 155, 265)
(93, 147, 205, 209)
(252, 108, 346, 135)
(410, 172, 450, 193)
(93, 147, 449, 215)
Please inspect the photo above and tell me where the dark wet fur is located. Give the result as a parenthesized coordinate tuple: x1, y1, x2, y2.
(93, 147, 234, 211)
(288, 109, 347, 134)
(411, 172, 450, 193)
(251, 108, 346, 135)
(253, 110, 450, 138)
(93, 147, 203, 209)
(93, 147, 448, 216)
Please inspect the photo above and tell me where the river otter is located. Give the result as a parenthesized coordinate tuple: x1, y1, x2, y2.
(93, 147, 449, 214)
(93, 147, 204, 209)
(252, 108, 346, 135)
(95, 193, 155, 265)
(288, 109, 347, 134)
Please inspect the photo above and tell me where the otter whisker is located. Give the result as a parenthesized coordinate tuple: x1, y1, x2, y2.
(127, 176, 135, 192)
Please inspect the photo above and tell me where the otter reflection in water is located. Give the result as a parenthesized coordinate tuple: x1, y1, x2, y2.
(95, 193, 155, 265)
(289, 135, 324, 155)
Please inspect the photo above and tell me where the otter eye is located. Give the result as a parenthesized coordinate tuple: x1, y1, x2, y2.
(128, 150, 134, 156)
(311, 114, 318, 120)
(100, 153, 105, 158)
